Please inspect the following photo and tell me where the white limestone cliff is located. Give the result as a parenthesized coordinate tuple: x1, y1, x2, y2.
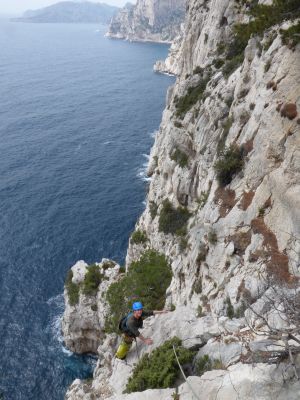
(64, 0, 300, 398)
(62, 259, 120, 354)
(106, 0, 185, 43)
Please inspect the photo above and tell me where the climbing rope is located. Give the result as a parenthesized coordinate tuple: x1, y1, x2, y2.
(172, 344, 201, 400)
(134, 338, 140, 361)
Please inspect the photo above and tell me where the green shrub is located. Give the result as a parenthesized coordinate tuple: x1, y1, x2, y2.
(222, 53, 244, 78)
(193, 278, 202, 294)
(179, 237, 188, 252)
(193, 66, 203, 75)
(213, 58, 225, 69)
(196, 355, 224, 376)
(214, 145, 244, 186)
(235, 300, 247, 318)
(216, 41, 226, 55)
(170, 148, 188, 168)
(233, 0, 300, 54)
(171, 392, 180, 400)
(159, 199, 191, 236)
(65, 270, 80, 306)
(119, 265, 126, 274)
(281, 21, 300, 48)
(197, 305, 204, 317)
(196, 243, 208, 264)
(217, 117, 233, 155)
(223, 0, 300, 79)
(174, 120, 183, 128)
(208, 229, 217, 245)
(175, 77, 209, 118)
(105, 250, 172, 333)
(125, 337, 195, 393)
(225, 96, 234, 109)
(82, 264, 105, 296)
(149, 201, 158, 219)
(130, 230, 147, 245)
(226, 297, 234, 319)
(197, 191, 209, 209)
(102, 260, 116, 269)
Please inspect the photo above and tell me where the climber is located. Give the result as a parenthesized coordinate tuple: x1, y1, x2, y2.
(115, 301, 169, 360)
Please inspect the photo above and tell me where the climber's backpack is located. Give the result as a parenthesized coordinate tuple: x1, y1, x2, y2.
(118, 312, 133, 334)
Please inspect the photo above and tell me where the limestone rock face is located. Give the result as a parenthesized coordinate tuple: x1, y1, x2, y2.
(153, 30, 184, 75)
(65, 0, 300, 398)
(62, 259, 120, 353)
(67, 364, 300, 400)
(106, 0, 185, 43)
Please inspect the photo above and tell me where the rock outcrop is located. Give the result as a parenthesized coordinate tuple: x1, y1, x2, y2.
(106, 0, 185, 43)
(62, 259, 120, 354)
(64, 0, 300, 398)
(153, 31, 184, 75)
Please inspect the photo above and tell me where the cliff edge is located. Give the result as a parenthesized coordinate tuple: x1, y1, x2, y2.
(63, 0, 300, 398)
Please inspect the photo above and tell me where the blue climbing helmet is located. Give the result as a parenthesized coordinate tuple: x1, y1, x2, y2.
(132, 301, 143, 311)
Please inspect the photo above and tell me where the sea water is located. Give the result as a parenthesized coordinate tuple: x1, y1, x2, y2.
(0, 21, 174, 399)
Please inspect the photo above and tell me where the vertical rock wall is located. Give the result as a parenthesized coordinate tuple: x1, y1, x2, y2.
(65, 1, 300, 398)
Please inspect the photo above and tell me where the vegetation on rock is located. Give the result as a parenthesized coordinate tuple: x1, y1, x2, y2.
(105, 250, 172, 333)
(280, 21, 300, 49)
(170, 148, 189, 168)
(125, 337, 195, 393)
(226, 297, 235, 319)
(130, 229, 148, 245)
(159, 199, 191, 236)
(82, 264, 106, 296)
(149, 201, 158, 219)
(174, 76, 209, 118)
(208, 229, 218, 245)
(214, 145, 244, 186)
(223, 0, 300, 78)
(196, 354, 224, 376)
(65, 270, 80, 306)
(217, 117, 234, 155)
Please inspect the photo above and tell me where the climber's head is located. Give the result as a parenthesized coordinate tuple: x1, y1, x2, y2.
(132, 301, 143, 318)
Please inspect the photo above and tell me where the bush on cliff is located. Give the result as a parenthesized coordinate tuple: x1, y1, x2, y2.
(170, 148, 189, 168)
(125, 337, 195, 393)
(174, 77, 209, 118)
(105, 250, 172, 333)
(195, 354, 224, 376)
(130, 229, 147, 245)
(159, 199, 191, 236)
(280, 21, 300, 49)
(222, 0, 300, 78)
(214, 145, 244, 186)
(65, 270, 80, 306)
(82, 264, 106, 296)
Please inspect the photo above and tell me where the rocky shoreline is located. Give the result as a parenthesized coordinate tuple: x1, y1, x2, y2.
(106, 0, 185, 44)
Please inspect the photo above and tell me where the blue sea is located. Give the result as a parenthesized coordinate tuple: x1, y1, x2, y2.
(0, 21, 174, 400)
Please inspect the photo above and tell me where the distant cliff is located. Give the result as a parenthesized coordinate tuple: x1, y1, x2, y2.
(13, 1, 118, 24)
(106, 0, 185, 43)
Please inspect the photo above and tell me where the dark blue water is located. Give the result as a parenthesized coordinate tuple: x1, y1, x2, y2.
(0, 22, 174, 400)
